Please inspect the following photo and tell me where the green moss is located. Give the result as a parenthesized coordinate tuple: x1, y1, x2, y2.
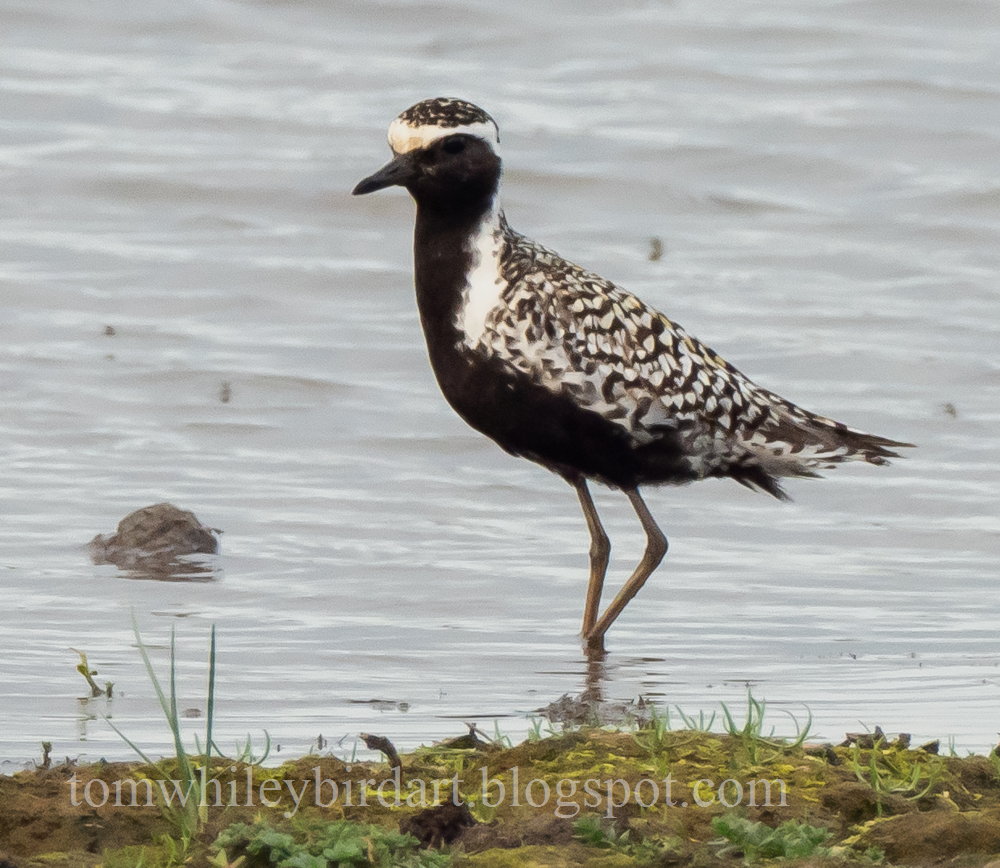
(101, 842, 176, 868)
(456, 844, 635, 868)
(7, 721, 1000, 868)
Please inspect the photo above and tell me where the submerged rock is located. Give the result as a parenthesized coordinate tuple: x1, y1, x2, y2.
(88, 502, 220, 580)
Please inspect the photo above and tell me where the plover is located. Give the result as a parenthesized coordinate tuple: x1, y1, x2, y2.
(353, 97, 911, 651)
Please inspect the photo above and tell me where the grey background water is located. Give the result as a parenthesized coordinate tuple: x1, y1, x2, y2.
(2, 0, 998, 766)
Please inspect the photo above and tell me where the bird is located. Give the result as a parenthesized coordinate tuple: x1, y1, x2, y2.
(352, 97, 912, 652)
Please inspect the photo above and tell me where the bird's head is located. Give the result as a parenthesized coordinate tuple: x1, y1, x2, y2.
(353, 97, 502, 210)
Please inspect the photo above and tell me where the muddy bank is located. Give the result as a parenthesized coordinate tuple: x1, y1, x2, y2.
(3, 726, 1000, 866)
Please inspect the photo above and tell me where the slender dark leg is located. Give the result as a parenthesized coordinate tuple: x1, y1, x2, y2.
(586, 487, 667, 649)
(572, 477, 611, 639)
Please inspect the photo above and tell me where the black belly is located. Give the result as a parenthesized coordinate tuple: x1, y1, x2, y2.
(431, 350, 695, 490)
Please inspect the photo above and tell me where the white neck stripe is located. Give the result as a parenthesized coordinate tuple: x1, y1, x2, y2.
(457, 203, 506, 346)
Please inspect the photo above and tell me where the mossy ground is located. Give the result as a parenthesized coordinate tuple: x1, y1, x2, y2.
(3, 726, 1000, 867)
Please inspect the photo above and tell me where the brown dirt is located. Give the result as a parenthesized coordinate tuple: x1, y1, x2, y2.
(2, 729, 1000, 866)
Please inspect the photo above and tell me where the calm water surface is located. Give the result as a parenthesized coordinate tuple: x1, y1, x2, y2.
(1, 0, 999, 765)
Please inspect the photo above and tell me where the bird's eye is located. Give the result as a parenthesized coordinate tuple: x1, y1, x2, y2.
(441, 137, 466, 155)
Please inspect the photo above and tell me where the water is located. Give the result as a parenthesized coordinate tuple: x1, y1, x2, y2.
(1, 0, 998, 767)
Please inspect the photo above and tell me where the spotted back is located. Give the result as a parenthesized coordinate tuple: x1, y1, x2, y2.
(468, 218, 904, 485)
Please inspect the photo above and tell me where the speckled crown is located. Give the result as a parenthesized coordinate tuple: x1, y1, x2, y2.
(397, 97, 494, 128)
(388, 97, 500, 154)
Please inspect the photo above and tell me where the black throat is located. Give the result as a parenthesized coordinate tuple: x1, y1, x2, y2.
(410, 192, 498, 374)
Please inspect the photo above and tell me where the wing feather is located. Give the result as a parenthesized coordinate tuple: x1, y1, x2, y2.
(474, 226, 909, 482)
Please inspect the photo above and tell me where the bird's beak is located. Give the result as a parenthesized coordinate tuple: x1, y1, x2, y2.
(352, 152, 418, 195)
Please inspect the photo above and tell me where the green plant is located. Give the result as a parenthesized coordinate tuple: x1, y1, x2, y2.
(633, 704, 672, 755)
(213, 819, 451, 868)
(721, 690, 811, 765)
(861, 846, 887, 864)
(573, 814, 630, 849)
(674, 705, 717, 732)
(632, 692, 811, 770)
(989, 746, 1000, 781)
(711, 815, 830, 862)
(489, 720, 513, 748)
(572, 815, 667, 863)
(104, 621, 216, 855)
(847, 737, 943, 815)
(72, 647, 113, 697)
(229, 729, 273, 765)
(526, 714, 575, 741)
(104, 619, 265, 859)
(632, 702, 721, 756)
(526, 716, 545, 741)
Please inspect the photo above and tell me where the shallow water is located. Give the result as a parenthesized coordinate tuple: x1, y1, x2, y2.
(1, 0, 999, 766)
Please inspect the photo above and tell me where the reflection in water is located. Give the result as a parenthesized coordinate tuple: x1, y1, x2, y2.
(536, 650, 666, 730)
(115, 560, 219, 582)
(583, 647, 608, 706)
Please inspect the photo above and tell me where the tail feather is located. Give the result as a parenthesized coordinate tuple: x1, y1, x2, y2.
(786, 408, 914, 466)
(728, 392, 914, 496)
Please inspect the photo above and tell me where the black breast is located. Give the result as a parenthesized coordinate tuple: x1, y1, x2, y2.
(430, 347, 694, 489)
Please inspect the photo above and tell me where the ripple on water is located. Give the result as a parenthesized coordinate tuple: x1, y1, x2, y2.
(0, 0, 998, 762)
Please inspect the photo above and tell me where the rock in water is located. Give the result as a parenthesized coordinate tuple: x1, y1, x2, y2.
(88, 503, 220, 579)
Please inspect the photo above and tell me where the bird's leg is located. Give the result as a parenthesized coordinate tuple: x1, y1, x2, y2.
(586, 488, 667, 649)
(573, 478, 611, 640)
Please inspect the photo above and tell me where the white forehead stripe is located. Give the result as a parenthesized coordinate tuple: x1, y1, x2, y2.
(388, 118, 499, 154)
